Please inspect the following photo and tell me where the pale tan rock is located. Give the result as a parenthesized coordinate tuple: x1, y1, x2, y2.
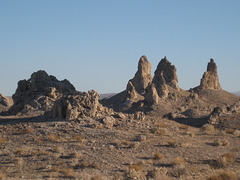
(127, 55, 152, 96)
(145, 84, 159, 105)
(199, 59, 222, 90)
(153, 56, 178, 90)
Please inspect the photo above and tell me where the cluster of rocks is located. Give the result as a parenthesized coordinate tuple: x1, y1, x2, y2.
(126, 56, 179, 106)
(7, 70, 117, 122)
(105, 55, 226, 111)
(208, 100, 240, 126)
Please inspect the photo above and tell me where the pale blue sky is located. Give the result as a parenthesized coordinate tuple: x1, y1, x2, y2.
(0, 0, 240, 96)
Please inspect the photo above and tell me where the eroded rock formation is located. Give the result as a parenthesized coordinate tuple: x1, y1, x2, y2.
(127, 56, 152, 96)
(0, 93, 13, 112)
(153, 56, 178, 90)
(199, 59, 222, 90)
(9, 70, 76, 115)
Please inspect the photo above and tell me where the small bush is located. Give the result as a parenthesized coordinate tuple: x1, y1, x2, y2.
(207, 170, 237, 180)
(167, 140, 178, 148)
(201, 124, 215, 133)
(169, 165, 189, 177)
(0, 137, 5, 143)
(212, 139, 230, 146)
(47, 134, 59, 142)
(154, 152, 164, 160)
(171, 157, 187, 166)
(226, 128, 235, 134)
(62, 168, 75, 178)
(128, 163, 143, 172)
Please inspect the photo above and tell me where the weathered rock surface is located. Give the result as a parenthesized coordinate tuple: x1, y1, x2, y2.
(145, 84, 159, 105)
(199, 59, 222, 90)
(51, 90, 109, 121)
(127, 55, 152, 96)
(153, 56, 179, 90)
(0, 93, 13, 112)
(8, 70, 76, 115)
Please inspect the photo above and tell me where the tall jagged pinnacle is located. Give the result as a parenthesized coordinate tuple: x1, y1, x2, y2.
(199, 58, 222, 90)
(126, 55, 153, 96)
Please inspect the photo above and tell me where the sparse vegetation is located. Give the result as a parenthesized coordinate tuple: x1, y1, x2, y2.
(154, 152, 164, 160)
(207, 170, 237, 180)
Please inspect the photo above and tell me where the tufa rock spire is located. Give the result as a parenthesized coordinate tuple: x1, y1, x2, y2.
(126, 55, 153, 96)
(153, 56, 178, 97)
(199, 59, 222, 90)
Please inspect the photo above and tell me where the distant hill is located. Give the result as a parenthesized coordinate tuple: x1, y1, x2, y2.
(99, 93, 117, 100)
(232, 91, 240, 96)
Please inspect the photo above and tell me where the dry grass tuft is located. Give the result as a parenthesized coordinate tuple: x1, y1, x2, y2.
(15, 149, 24, 155)
(209, 153, 234, 169)
(225, 128, 235, 134)
(47, 134, 59, 142)
(201, 124, 215, 133)
(62, 168, 75, 178)
(167, 139, 178, 148)
(212, 139, 230, 146)
(0, 137, 5, 144)
(171, 157, 187, 166)
(169, 165, 189, 177)
(207, 170, 237, 180)
(154, 152, 164, 160)
(128, 163, 143, 172)
(75, 135, 84, 142)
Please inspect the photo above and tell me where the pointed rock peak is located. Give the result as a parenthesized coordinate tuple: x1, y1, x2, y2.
(138, 55, 152, 74)
(126, 56, 153, 96)
(153, 56, 178, 89)
(198, 59, 222, 90)
(207, 58, 217, 73)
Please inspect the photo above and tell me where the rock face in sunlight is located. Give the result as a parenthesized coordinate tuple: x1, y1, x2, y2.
(126, 55, 153, 97)
(8, 70, 76, 115)
(153, 56, 179, 90)
(198, 59, 222, 90)
(0, 93, 13, 112)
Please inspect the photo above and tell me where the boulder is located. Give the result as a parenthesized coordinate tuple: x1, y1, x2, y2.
(0, 93, 13, 112)
(199, 59, 222, 90)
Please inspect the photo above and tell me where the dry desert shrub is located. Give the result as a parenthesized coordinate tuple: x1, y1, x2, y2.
(128, 163, 143, 172)
(0, 137, 5, 143)
(225, 128, 235, 134)
(136, 135, 147, 142)
(154, 152, 164, 160)
(209, 153, 235, 169)
(90, 161, 101, 169)
(47, 134, 60, 142)
(36, 137, 44, 144)
(171, 157, 187, 166)
(212, 139, 230, 146)
(15, 149, 24, 155)
(207, 170, 237, 180)
(169, 165, 189, 178)
(118, 140, 132, 148)
(167, 139, 178, 148)
(201, 124, 215, 133)
(130, 142, 140, 149)
(0, 169, 6, 179)
(75, 135, 84, 142)
(61, 168, 75, 178)
(52, 146, 63, 153)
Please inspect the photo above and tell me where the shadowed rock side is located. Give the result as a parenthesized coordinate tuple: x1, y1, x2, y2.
(0, 93, 13, 112)
(197, 58, 222, 90)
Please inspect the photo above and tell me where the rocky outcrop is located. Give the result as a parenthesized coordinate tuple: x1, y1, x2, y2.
(0, 93, 13, 112)
(51, 90, 102, 121)
(153, 56, 178, 90)
(145, 84, 159, 105)
(127, 56, 152, 96)
(9, 70, 76, 115)
(199, 59, 222, 90)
